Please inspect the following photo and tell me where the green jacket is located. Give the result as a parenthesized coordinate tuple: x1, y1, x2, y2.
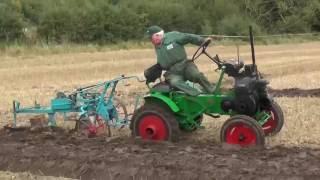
(155, 31, 204, 70)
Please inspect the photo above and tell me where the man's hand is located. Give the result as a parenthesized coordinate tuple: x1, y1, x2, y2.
(202, 37, 212, 47)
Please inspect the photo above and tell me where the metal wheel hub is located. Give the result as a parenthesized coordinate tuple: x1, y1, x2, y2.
(225, 123, 257, 146)
(138, 114, 168, 140)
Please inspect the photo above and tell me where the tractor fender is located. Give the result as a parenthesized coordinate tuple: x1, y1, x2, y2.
(144, 93, 180, 113)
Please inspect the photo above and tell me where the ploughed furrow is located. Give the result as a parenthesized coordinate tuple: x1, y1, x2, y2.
(269, 88, 320, 97)
(0, 128, 319, 180)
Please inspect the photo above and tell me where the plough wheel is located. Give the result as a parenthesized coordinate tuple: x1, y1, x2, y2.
(75, 115, 106, 138)
(221, 115, 265, 147)
(131, 102, 179, 142)
(75, 97, 128, 138)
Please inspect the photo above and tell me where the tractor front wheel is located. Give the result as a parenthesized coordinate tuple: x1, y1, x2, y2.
(131, 102, 180, 142)
(221, 115, 265, 147)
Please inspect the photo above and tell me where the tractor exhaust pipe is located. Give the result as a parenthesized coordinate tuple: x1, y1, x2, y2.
(249, 26, 258, 79)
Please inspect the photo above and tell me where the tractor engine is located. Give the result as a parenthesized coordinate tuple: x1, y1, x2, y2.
(233, 77, 260, 116)
(222, 63, 270, 116)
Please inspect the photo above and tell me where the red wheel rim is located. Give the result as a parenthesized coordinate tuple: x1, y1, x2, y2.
(87, 124, 98, 135)
(84, 115, 106, 137)
(138, 114, 168, 140)
(225, 122, 257, 146)
(262, 109, 277, 134)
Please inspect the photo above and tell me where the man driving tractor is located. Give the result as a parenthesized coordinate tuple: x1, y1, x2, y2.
(145, 25, 215, 96)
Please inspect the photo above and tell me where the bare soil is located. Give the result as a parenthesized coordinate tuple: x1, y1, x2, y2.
(0, 127, 319, 180)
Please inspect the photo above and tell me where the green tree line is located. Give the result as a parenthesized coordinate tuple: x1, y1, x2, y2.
(0, 0, 319, 44)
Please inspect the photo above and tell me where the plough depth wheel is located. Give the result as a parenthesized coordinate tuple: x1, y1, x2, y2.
(75, 97, 128, 137)
(75, 115, 105, 138)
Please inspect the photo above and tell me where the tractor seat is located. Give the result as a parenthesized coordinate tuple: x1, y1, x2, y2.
(151, 81, 207, 95)
(151, 82, 175, 93)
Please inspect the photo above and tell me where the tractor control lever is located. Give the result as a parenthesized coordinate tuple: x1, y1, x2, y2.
(202, 38, 212, 48)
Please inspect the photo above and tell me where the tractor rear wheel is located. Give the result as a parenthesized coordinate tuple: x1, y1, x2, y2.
(262, 101, 284, 136)
(221, 115, 265, 147)
(131, 102, 180, 142)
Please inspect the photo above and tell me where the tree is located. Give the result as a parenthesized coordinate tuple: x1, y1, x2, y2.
(0, 1, 24, 42)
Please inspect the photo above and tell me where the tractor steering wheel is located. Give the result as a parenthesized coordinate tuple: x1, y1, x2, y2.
(191, 38, 211, 62)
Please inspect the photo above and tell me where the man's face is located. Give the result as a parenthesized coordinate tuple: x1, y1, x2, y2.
(151, 31, 164, 46)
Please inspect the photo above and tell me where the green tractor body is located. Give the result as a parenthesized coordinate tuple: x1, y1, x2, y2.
(144, 62, 272, 132)
(131, 27, 284, 147)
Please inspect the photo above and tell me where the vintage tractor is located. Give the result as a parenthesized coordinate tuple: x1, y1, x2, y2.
(131, 27, 284, 146)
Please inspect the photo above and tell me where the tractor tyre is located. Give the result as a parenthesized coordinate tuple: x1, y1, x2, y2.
(131, 102, 180, 142)
(262, 101, 284, 136)
(221, 115, 265, 147)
